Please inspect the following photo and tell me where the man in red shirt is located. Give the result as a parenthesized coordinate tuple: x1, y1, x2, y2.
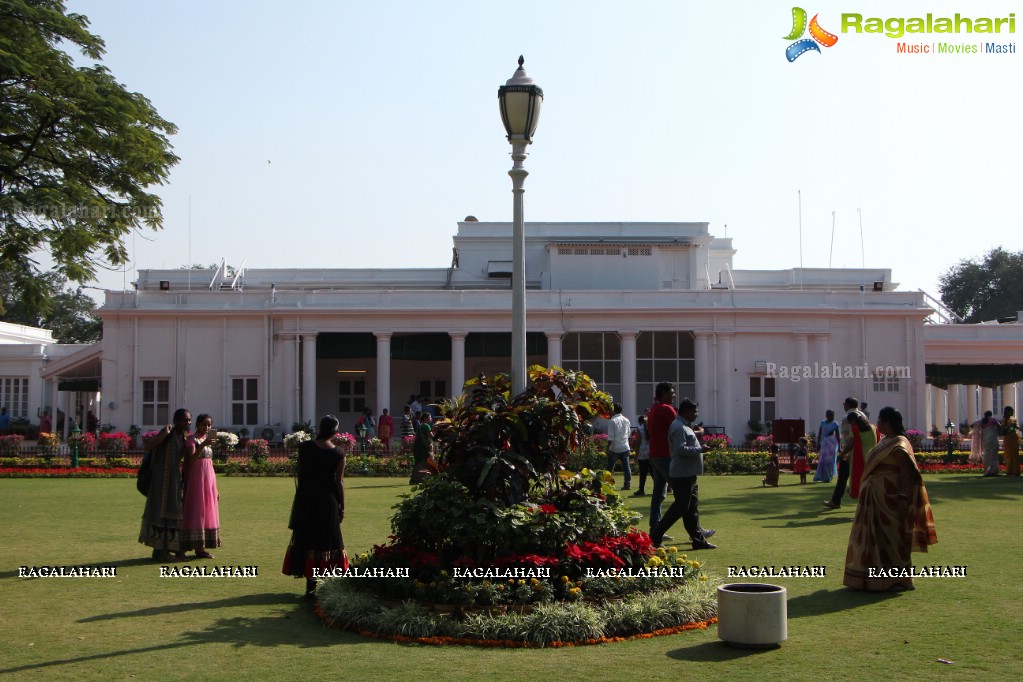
(646, 382, 677, 535)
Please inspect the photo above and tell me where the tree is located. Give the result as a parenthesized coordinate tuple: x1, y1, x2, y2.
(939, 248, 1023, 323)
(0, 262, 101, 343)
(0, 0, 178, 303)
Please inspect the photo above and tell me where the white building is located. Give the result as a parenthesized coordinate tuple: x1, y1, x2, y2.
(9, 220, 1023, 442)
(0, 322, 97, 434)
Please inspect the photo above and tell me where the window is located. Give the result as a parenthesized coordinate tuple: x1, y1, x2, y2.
(635, 331, 695, 407)
(1, 377, 29, 419)
(338, 379, 366, 414)
(418, 380, 448, 406)
(872, 368, 904, 393)
(231, 378, 259, 426)
(141, 379, 170, 425)
(749, 376, 776, 423)
(561, 333, 621, 401)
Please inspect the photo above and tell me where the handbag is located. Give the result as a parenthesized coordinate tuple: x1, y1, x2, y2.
(137, 450, 153, 495)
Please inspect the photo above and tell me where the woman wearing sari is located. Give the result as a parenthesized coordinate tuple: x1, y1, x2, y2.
(814, 410, 839, 483)
(1001, 406, 1019, 477)
(978, 411, 1001, 476)
(844, 407, 937, 592)
(139, 408, 190, 561)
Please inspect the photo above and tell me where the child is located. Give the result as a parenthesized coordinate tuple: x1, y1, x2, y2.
(763, 444, 780, 487)
(792, 437, 810, 484)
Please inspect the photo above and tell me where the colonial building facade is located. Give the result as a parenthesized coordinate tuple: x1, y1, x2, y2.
(12, 220, 1023, 441)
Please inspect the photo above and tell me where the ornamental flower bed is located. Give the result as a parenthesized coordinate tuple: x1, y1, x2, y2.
(0, 434, 25, 457)
(0, 466, 137, 478)
(98, 432, 131, 457)
(701, 433, 731, 450)
(37, 432, 61, 457)
(210, 431, 239, 462)
(246, 438, 270, 463)
(67, 431, 96, 455)
(316, 368, 718, 646)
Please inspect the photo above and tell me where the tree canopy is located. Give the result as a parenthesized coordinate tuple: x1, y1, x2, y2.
(0, 0, 178, 303)
(939, 247, 1023, 323)
(0, 261, 101, 343)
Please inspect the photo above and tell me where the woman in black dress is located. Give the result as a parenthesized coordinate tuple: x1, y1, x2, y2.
(282, 415, 348, 597)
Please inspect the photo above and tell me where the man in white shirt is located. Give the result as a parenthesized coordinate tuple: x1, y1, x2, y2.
(605, 403, 633, 491)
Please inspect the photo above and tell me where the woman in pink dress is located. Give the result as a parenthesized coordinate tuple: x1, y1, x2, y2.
(180, 413, 220, 558)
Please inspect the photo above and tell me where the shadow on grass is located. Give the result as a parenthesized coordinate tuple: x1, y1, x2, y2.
(787, 588, 902, 619)
(1, 599, 369, 675)
(666, 640, 778, 661)
(757, 511, 854, 529)
(78, 592, 300, 622)
(924, 475, 1023, 503)
(0, 557, 156, 580)
(348, 482, 412, 490)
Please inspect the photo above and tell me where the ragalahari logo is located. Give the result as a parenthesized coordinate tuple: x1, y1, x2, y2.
(784, 7, 839, 61)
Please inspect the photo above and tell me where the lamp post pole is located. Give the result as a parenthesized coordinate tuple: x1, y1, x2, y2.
(509, 141, 528, 395)
(498, 56, 543, 395)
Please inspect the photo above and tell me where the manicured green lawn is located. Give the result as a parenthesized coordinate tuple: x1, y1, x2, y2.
(1, 473, 1020, 680)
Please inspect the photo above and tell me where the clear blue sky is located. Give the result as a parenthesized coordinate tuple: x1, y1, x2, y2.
(66, 0, 1022, 300)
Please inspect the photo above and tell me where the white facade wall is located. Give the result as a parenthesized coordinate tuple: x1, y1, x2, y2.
(0, 220, 998, 443)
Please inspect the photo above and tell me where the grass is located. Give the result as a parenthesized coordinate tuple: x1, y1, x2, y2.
(0, 472, 1020, 680)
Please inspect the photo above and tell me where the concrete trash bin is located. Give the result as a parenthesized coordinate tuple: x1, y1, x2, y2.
(716, 583, 787, 648)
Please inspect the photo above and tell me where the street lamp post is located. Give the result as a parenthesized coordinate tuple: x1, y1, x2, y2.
(945, 420, 956, 459)
(498, 56, 543, 394)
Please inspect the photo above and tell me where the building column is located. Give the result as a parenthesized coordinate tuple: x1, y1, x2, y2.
(947, 384, 959, 429)
(279, 335, 296, 429)
(694, 332, 712, 423)
(375, 332, 392, 415)
(965, 384, 977, 424)
(62, 390, 72, 439)
(810, 334, 830, 419)
(1002, 383, 1016, 413)
(620, 331, 638, 421)
(301, 333, 318, 426)
(717, 334, 734, 436)
(545, 331, 563, 369)
(794, 333, 810, 426)
(981, 387, 994, 415)
(450, 332, 467, 398)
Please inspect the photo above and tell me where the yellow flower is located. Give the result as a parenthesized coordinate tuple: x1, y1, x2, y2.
(439, 570, 449, 578)
(699, 575, 709, 581)
(518, 579, 526, 586)
(530, 578, 539, 585)
(429, 581, 437, 588)
(667, 546, 678, 554)
(560, 575, 570, 584)
(498, 585, 505, 591)
(482, 580, 490, 587)
(508, 579, 515, 585)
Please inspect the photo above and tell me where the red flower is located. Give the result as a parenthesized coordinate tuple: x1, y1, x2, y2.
(538, 504, 558, 514)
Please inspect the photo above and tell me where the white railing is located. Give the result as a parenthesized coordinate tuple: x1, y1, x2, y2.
(920, 290, 963, 324)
